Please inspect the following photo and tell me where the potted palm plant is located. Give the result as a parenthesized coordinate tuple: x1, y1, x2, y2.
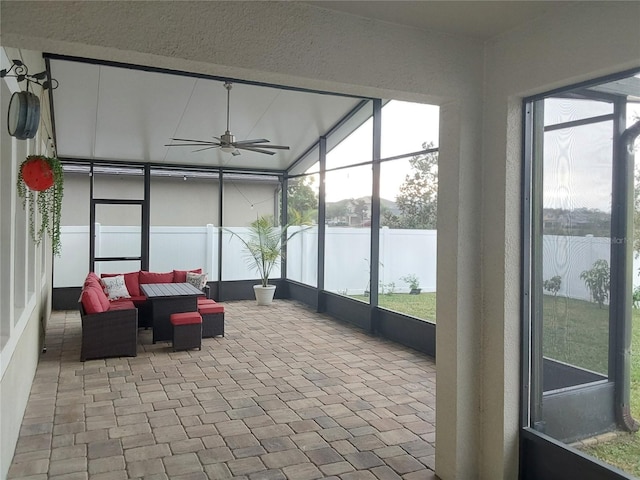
(228, 215, 304, 305)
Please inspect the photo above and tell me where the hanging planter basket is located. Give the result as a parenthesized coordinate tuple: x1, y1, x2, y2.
(17, 155, 64, 256)
(21, 155, 55, 191)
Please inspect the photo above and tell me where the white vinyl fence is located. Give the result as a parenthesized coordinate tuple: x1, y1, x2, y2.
(541, 234, 637, 303)
(55, 227, 637, 300)
(54, 224, 284, 288)
(296, 226, 438, 295)
(54, 224, 439, 291)
(54, 225, 218, 287)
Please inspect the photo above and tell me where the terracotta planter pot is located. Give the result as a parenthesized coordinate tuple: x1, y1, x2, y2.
(21, 156, 54, 191)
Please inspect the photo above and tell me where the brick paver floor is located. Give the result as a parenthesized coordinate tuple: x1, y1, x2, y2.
(7, 299, 437, 480)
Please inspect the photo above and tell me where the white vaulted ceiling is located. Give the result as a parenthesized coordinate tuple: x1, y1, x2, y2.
(49, 58, 364, 172)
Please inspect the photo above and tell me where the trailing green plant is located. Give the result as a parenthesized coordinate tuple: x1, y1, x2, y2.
(16, 155, 64, 256)
(226, 215, 305, 287)
(580, 259, 610, 308)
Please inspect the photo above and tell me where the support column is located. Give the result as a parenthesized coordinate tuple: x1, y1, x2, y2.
(477, 97, 521, 479)
(435, 101, 483, 479)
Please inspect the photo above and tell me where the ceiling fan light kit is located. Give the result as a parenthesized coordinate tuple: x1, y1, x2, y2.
(220, 131, 236, 152)
(166, 81, 290, 156)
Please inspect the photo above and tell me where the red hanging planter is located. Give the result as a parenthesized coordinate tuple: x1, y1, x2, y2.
(16, 155, 65, 256)
(20, 155, 55, 191)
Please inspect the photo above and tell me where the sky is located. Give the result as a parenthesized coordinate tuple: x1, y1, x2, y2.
(322, 100, 440, 203)
(543, 100, 640, 213)
(313, 96, 640, 209)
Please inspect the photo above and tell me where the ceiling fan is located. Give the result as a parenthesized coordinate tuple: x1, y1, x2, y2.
(165, 81, 290, 156)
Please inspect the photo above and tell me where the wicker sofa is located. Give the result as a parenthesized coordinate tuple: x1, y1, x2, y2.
(78, 269, 206, 361)
(78, 272, 138, 361)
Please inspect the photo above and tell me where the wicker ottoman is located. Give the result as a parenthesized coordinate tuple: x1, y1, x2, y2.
(170, 311, 202, 351)
(198, 302, 225, 338)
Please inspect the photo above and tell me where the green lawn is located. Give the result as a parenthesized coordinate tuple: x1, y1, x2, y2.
(349, 292, 437, 322)
(584, 434, 640, 476)
(543, 295, 610, 375)
(542, 295, 638, 417)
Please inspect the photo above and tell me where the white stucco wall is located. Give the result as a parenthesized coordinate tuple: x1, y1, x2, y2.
(1, 2, 638, 479)
(435, 99, 484, 479)
(0, 310, 43, 480)
(0, 47, 53, 480)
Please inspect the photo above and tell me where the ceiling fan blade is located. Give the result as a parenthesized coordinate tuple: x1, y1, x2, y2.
(165, 142, 221, 147)
(240, 144, 290, 150)
(191, 146, 220, 153)
(235, 145, 277, 155)
(233, 138, 270, 145)
(170, 137, 219, 144)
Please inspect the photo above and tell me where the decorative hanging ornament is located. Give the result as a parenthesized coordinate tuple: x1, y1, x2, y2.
(7, 91, 40, 139)
(2, 59, 58, 140)
(21, 155, 55, 191)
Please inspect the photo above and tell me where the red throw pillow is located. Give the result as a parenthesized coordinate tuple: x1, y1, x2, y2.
(173, 268, 202, 283)
(139, 271, 174, 284)
(101, 271, 141, 297)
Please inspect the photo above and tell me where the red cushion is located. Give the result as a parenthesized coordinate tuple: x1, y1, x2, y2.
(81, 286, 108, 314)
(96, 285, 110, 311)
(86, 272, 100, 284)
(198, 303, 224, 314)
(85, 278, 102, 290)
(129, 295, 147, 304)
(197, 298, 215, 304)
(109, 299, 136, 310)
(84, 272, 102, 290)
(170, 312, 202, 326)
(102, 271, 141, 297)
(139, 271, 174, 284)
(173, 268, 202, 283)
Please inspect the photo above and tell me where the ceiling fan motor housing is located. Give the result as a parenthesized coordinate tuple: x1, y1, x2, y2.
(220, 131, 235, 146)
